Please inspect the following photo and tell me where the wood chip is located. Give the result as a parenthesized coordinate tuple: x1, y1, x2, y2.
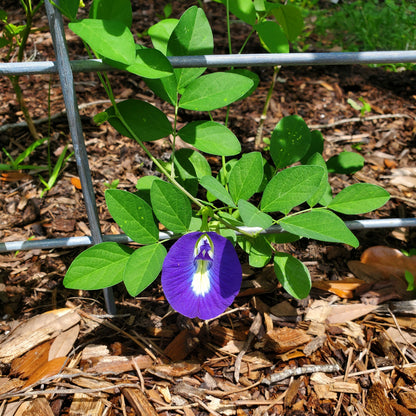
(121, 387, 158, 416)
(68, 392, 106, 416)
(265, 327, 311, 353)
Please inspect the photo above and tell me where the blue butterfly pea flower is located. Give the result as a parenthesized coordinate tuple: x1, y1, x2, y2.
(162, 231, 242, 320)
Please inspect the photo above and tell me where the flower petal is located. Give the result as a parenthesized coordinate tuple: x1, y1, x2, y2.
(162, 231, 242, 320)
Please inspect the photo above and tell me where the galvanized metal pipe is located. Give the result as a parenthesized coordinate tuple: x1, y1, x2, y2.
(44, 0, 115, 313)
(1, 218, 415, 253)
(0, 50, 415, 76)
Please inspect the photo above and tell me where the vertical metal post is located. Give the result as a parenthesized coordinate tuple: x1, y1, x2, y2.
(44, 0, 116, 314)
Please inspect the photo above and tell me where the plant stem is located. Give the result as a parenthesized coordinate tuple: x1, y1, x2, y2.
(226, 0, 232, 54)
(9, 76, 41, 141)
(254, 65, 281, 149)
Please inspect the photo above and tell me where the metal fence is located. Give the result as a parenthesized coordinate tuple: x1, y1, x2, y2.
(1, 0, 416, 312)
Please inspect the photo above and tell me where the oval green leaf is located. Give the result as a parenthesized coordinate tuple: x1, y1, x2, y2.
(200, 175, 236, 207)
(229, 152, 264, 203)
(105, 189, 159, 244)
(255, 21, 289, 53)
(125, 46, 173, 79)
(326, 151, 365, 174)
(89, 0, 132, 28)
(179, 72, 255, 111)
(238, 199, 273, 230)
(178, 121, 241, 156)
(106, 99, 172, 141)
(306, 153, 329, 208)
(123, 243, 167, 296)
(274, 252, 311, 299)
(261, 165, 325, 214)
(272, 4, 304, 42)
(328, 183, 390, 214)
(167, 6, 213, 89)
(63, 242, 134, 290)
(150, 180, 192, 233)
(69, 19, 135, 65)
(148, 18, 178, 54)
(270, 115, 311, 169)
(279, 209, 359, 247)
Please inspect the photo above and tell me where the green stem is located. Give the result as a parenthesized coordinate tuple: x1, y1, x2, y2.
(9, 76, 41, 141)
(238, 28, 255, 54)
(254, 65, 281, 149)
(226, 0, 232, 54)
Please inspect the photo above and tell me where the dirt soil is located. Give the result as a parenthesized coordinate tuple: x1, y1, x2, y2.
(1, 1, 416, 415)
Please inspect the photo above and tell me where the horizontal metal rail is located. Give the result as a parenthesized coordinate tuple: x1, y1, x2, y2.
(0, 50, 415, 76)
(1, 218, 416, 253)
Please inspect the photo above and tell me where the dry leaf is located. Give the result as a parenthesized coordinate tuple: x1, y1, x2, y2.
(70, 176, 82, 189)
(312, 277, 367, 298)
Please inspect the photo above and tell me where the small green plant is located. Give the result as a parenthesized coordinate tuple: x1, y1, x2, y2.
(348, 97, 372, 118)
(38, 145, 72, 197)
(1, 137, 48, 171)
(104, 179, 120, 189)
(58, 0, 390, 319)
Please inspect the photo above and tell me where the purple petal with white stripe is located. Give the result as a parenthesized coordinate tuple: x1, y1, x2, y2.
(161, 231, 242, 320)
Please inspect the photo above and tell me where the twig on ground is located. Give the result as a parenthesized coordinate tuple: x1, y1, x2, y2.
(309, 113, 413, 130)
(234, 313, 262, 383)
(262, 363, 341, 385)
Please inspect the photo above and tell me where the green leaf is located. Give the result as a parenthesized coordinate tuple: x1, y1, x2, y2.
(300, 130, 324, 164)
(200, 175, 236, 207)
(89, 0, 132, 28)
(305, 153, 329, 208)
(174, 148, 212, 180)
(135, 176, 160, 205)
(174, 149, 211, 197)
(178, 121, 241, 156)
(218, 159, 238, 186)
(53, 0, 80, 20)
(327, 183, 390, 214)
(69, 19, 135, 65)
(143, 74, 178, 106)
(405, 270, 415, 292)
(218, 211, 244, 227)
(238, 199, 273, 230)
(148, 18, 178, 54)
(167, 6, 213, 89)
(125, 46, 173, 79)
(266, 232, 300, 244)
(106, 99, 172, 141)
(105, 189, 159, 244)
(326, 151, 365, 174)
(63, 242, 134, 290)
(228, 152, 263, 203)
(249, 236, 272, 268)
(270, 115, 311, 169)
(261, 165, 325, 214)
(218, 0, 256, 25)
(272, 4, 304, 42)
(274, 252, 311, 299)
(179, 72, 255, 111)
(123, 243, 167, 296)
(255, 21, 289, 53)
(227, 69, 259, 100)
(150, 180, 192, 233)
(279, 209, 359, 247)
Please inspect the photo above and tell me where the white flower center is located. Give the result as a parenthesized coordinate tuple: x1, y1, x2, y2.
(191, 259, 211, 296)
